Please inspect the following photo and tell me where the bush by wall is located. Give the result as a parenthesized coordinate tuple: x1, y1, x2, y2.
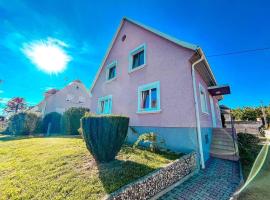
(42, 112, 62, 134)
(81, 115, 129, 163)
(238, 133, 261, 165)
(133, 132, 166, 153)
(61, 107, 89, 135)
(7, 112, 42, 135)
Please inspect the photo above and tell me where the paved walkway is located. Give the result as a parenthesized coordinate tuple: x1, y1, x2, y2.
(159, 158, 241, 200)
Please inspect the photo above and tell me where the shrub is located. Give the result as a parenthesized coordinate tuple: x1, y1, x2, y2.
(237, 133, 262, 166)
(7, 112, 42, 135)
(42, 112, 62, 134)
(133, 132, 166, 153)
(81, 114, 129, 163)
(61, 107, 89, 135)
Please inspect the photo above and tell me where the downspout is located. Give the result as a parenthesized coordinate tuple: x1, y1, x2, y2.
(191, 56, 205, 169)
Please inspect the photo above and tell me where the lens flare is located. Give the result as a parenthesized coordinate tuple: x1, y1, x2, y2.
(22, 38, 71, 74)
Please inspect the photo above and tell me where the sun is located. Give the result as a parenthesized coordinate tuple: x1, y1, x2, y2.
(23, 38, 71, 74)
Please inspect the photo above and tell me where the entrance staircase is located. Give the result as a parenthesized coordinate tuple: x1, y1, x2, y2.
(210, 128, 239, 161)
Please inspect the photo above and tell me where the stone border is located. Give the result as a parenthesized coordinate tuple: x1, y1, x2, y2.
(105, 152, 198, 200)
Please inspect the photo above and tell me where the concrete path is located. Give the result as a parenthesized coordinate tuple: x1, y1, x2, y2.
(159, 158, 241, 200)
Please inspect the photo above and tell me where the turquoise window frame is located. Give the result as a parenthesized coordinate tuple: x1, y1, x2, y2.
(98, 95, 112, 114)
(106, 61, 117, 82)
(129, 43, 146, 73)
(137, 81, 161, 113)
(199, 84, 209, 114)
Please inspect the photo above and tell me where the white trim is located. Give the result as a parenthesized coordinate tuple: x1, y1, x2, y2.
(136, 109, 161, 114)
(198, 48, 217, 85)
(106, 61, 117, 82)
(129, 43, 146, 73)
(89, 17, 199, 93)
(192, 57, 205, 169)
(137, 81, 161, 114)
(89, 19, 124, 93)
(209, 95, 217, 128)
(97, 95, 112, 114)
(199, 83, 209, 115)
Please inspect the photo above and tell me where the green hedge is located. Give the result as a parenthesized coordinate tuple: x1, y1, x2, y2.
(7, 112, 42, 135)
(61, 107, 89, 135)
(238, 133, 261, 165)
(42, 112, 62, 134)
(81, 114, 129, 163)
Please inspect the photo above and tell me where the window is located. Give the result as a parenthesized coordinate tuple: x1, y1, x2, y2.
(106, 61, 117, 81)
(98, 95, 112, 114)
(129, 44, 146, 72)
(199, 84, 208, 114)
(216, 103, 221, 120)
(56, 107, 65, 114)
(138, 81, 160, 113)
(66, 94, 74, 102)
(78, 96, 85, 103)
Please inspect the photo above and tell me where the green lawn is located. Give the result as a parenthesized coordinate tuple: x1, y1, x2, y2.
(238, 136, 270, 200)
(0, 134, 179, 200)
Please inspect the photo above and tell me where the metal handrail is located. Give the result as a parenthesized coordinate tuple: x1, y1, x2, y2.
(230, 109, 238, 158)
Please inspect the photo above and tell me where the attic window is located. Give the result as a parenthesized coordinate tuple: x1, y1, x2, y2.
(66, 94, 74, 102)
(106, 61, 117, 82)
(129, 44, 146, 73)
(122, 35, 126, 42)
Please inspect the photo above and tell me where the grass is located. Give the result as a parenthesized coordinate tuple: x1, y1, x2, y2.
(0, 134, 180, 200)
(238, 144, 270, 200)
(237, 133, 270, 200)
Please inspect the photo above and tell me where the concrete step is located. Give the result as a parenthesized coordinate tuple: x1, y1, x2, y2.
(214, 128, 234, 132)
(213, 134, 233, 139)
(211, 144, 235, 151)
(211, 152, 239, 161)
(212, 138, 234, 143)
(213, 130, 233, 135)
(211, 140, 234, 148)
(212, 138, 234, 144)
(211, 146, 236, 153)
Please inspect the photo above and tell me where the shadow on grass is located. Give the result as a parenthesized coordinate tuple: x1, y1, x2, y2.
(0, 134, 82, 142)
(97, 159, 155, 193)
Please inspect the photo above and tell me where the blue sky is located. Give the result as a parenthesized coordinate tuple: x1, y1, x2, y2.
(0, 0, 269, 114)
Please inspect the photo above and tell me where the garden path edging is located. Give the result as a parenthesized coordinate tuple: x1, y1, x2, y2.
(104, 152, 198, 200)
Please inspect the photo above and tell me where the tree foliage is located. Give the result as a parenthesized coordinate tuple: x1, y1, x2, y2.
(61, 107, 89, 135)
(81, 115, 129, 163)
(7, 112, 42, 135)
(42, 112, 62, 134)
(4, 97, 27, 114)
(232, 106, 267, 121)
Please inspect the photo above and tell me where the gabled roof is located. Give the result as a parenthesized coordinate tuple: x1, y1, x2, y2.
(90, 17, 201, 93)
(34, 80, 90, 108)
(89, 17, 217, 92)
(125, 18, 199, 51)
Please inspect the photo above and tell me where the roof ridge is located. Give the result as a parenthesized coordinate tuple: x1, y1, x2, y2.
(123, 17, 199, 51)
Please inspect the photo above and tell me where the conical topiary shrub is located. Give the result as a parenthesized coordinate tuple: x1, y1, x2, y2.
(81, 114, 129, 163)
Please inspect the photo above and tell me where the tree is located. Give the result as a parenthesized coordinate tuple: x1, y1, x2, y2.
(231, 108, 243, 120)
(4, 97, 27, 114)
(241, 107, 257, 121)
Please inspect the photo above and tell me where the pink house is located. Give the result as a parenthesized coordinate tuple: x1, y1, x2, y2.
(90, 18, 231, 168)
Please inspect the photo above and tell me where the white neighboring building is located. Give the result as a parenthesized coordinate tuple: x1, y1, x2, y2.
(31, 80, 91, 116)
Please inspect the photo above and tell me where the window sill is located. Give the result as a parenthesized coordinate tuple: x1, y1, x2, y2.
(106, 77, 117, 84)
(201, 111, 209, 116)
(136, 109, 161, 114)
(128, 64, 146, 74)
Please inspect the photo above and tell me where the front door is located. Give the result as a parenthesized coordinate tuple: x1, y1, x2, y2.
(210, 96, 217, 127)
